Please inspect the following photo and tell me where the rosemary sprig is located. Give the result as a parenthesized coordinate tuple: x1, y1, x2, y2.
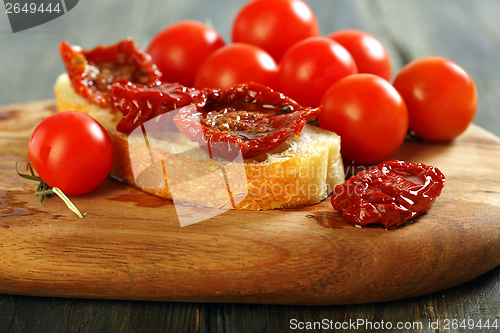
(15, 161, 84, 219)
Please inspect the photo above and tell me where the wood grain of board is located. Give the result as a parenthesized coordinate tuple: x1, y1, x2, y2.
(1, 100, 500, 305)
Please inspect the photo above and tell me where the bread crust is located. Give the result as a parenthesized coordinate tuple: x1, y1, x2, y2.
(54, 73, 345, 210)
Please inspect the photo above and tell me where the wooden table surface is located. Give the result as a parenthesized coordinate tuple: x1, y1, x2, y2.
(1, 0, 500, 332)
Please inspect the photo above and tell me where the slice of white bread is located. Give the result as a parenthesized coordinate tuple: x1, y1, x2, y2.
(54, 73, 345, 210)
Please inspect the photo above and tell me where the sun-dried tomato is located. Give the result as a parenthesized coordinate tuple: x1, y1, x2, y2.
(59, 38, 162, 108)
(110, 79, 202, 134)
(173, 82, 321, 159)
(331, 160, 446, 228)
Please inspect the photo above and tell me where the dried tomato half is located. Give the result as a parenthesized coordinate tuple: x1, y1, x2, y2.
(110, 79, 202, 134)
(332, 160, 446, 228)
(59, 38, 162, 108)
(173, 82, 321, 159)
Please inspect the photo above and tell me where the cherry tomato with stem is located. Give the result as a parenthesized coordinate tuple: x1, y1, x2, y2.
(318, 74, 408, 165)
(28, 111, 114, 196)
(278, 36, 357, 107)
(231, 0, 319, 62)
(147, 20, 225, 87)
(194, 43, 278, 90)
(393, 56, 477, 142)
(327, 29, 392, 81)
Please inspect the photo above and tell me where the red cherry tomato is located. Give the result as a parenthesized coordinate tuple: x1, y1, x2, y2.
(194, 43, 278, 90)
(318, 74, 409, 165)
(231, 0, 319, 61)
(278, 37, 357, 107)
(147, 20, 225, 87)
(28, 111, 114, 196)
(327, 29, 392, 81)
(393, 56, 477, 142)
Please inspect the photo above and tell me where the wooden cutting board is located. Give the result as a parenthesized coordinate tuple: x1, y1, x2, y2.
(1, 100, 500, 305)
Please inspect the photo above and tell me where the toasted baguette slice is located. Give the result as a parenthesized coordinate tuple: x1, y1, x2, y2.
(54, 73, 345, 210)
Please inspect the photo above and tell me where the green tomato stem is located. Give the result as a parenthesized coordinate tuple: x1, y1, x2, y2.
(35, 187, 84, 219)
(17, 161, 85, 219)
